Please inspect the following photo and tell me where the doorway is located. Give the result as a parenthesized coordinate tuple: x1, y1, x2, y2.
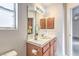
(72, 6, 79, 56)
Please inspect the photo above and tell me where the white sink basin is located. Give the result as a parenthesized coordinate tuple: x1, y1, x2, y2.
(27, 38, 50, 47)
(27, 35, 56, 47)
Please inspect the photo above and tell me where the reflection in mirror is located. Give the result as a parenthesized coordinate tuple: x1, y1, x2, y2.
(27, 3, 46, 40)
(27, 4, 36, 39)
(28, 18, 33, 34)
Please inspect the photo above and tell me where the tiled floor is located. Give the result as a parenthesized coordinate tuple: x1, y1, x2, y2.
(73, 37, 79, 56)
(73, 44, 79, 56)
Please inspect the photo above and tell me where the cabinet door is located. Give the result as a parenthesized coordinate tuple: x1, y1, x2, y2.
(43, 49, 50, 56)
(50, 44, 54, 56)
(43, 43, 49, 53)
(40, 18, 46, 29)
(53, 40, 56, 55)
(27, 43, 42, 56)
(47, 18, 54, 29)
(50, 40, 54, 56)
(50, 39, 56, 56)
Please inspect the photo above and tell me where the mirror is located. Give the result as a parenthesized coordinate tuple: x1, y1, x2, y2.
(27, 3, 45, 40)
(27, 4, 36, 39)
(27, 3, 53, 40)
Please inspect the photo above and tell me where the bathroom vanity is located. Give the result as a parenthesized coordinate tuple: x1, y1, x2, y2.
(26, 35, 56, 56)
(27, 4, 56, 56)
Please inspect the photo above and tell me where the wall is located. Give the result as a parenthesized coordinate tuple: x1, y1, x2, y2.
(47, 4, 65, 56)
(37, 4, 65, 56)
(66, 3, 79, 55)
(0, 3, 27, 56)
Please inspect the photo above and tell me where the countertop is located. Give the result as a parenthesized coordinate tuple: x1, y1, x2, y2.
(27, 35, 56, 47)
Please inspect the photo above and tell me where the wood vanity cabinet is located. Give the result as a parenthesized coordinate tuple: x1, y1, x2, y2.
(27, 38, 56, 56)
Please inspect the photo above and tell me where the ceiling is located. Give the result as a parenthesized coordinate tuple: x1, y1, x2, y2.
(40, 3, 59, 8)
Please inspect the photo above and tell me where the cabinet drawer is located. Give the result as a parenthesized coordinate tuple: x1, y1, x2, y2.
(43, 49, 50, 56)
(43, 43, 49, 53)
(50, 44, 54, 56)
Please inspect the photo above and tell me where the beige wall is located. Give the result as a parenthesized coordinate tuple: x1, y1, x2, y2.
(0, 3, 27, 56)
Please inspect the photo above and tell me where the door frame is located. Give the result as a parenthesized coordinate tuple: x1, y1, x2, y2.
(70, 8, 73, 56)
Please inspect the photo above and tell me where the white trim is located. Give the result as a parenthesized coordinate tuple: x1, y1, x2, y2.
(70, 8, 73, 56)
(63, 12, 65, 56)
(15, 3, 18, 30)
